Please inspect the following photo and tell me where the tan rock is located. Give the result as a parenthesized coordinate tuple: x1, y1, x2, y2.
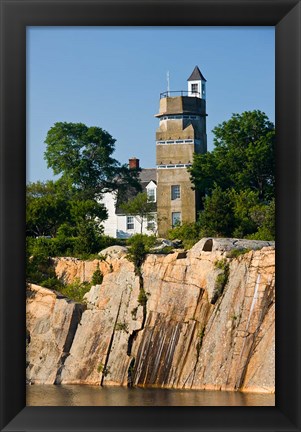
(26, 240, 275, 393)
(26, 284, 85, 384)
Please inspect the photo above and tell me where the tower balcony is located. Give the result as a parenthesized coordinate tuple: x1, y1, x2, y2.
(155, 93, 206, 118)
(160, 90, 200, 99)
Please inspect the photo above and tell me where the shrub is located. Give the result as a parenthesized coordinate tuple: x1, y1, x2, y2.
(26, 238, 57, 285)
(167, 222, 200, 250)
(196, 326, 206, 355)
(26, 232, 127, 260)
(131, 307, 138, 320)
(58, 278, 92, 303)
(211, 259, 230, 305)
(40, 277, 63, 290)
(73, 221, 101, 256)
(126, 234, 156, 274)
(137, 288, 148, 307)
(97, 362, 110, 376)
(227, 248, 250, 259)
(214, 258, 229, 271)
(115, 322, 129, 332)
(91, 264, 103, 285)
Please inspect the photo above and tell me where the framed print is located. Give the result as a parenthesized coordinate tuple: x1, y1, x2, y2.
(0, 0, 300, 431)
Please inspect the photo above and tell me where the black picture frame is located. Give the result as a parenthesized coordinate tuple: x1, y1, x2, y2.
(0, 0, 300, 431)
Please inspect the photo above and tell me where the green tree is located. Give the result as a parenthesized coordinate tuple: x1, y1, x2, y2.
(189, 110, 275, 201)
(44, 122, 140, 198)
(26, 180, 72, 237)
(26, 180, 107, 238)
(198, 186, 235, 237)
(120, 192, 156, 234)
(228, 189, 261, 238)
(248, 198, 275, 240)
(73, 221, 102, 256)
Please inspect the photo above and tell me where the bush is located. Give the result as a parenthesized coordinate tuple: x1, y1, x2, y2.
(97, 362, 110, 376)
(126, 234, 156, 274)
(249, 198, 275, 240)
(26, 238, 57, 285)
(91, 264, 103, 285)
(167, 222, 200, 250)
(40, 277, 63, 290)
(115, 322, 129, 332)
(227, 248, 250, 259)
(58, 278, 92, 303)
(211, 259, 230, 304)
(137, 288, 148, 307)
(196, 326, 206, 355)
(26, 231, 127, 261)
(73, 221, 101, 256)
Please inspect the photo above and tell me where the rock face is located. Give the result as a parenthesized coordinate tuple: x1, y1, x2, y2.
(26, 284, 85, 384)
(27, 240, 275, 393)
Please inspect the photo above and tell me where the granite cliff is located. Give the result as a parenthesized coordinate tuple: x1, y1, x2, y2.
(26, 238, 275, 393)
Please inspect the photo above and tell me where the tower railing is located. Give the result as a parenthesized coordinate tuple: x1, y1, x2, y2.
(160, 90, 200, 99)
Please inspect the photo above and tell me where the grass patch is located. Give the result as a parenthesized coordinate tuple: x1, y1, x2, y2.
(97, 362, 110, 376)
(58, 278, 92, 303)
(227, 248, 251, 259)
(211, 259, 230, 305)
(115, 322, 129, 332)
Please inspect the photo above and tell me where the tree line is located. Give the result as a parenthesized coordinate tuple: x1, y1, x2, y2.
(27, 110, 275, 261)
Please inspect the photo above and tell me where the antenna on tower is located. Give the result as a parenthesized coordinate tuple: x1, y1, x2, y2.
(167, 71, 170, 96)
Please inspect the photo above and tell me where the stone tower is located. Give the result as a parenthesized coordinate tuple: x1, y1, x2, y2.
(155, 66, 207, 236)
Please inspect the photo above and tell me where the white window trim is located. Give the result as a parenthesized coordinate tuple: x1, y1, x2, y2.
(126, 216, 134, 230)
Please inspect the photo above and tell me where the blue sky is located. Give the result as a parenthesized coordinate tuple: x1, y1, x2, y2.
(27, 27, 275, 183)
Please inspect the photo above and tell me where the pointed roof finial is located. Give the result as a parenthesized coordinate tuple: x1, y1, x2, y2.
(187, 66, 206, 82)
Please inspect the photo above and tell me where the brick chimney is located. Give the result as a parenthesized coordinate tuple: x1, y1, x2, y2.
(129, 157, 140, 169)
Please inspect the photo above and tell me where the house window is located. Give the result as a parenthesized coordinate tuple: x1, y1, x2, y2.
(171, 185, 181, 200)
(191, 83, 198, 94)
(147, 188, 156, 202)
(126, 216, 134, 230)
(172, 212, 181, 227)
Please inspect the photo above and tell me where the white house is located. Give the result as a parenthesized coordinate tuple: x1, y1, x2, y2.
(100, 158, 157, 238)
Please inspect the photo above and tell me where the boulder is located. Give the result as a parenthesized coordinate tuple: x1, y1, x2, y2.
(98, 245, 128, 259)
(191, 237, 275, 255)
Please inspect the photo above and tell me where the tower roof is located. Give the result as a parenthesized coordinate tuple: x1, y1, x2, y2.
(187, 66, 206, 82)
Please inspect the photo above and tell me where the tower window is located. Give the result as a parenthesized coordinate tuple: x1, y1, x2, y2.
(191, 83, 198, 94)
(172, 212, 181, 227)
(171, 185, 181, 200)
(126, 216, 134, 230)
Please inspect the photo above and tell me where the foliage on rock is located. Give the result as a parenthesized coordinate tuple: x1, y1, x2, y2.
(91, 264, 104, 285)
(211, 259, 230, 305)
(126, 234, 156, 274)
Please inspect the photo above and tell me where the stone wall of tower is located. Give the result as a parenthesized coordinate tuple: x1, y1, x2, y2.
(156, 169, 197, 235)
(156, 96, 207, 236)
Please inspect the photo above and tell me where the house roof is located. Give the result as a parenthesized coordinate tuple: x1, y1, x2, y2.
(187, 66, 207, 82)
(139, 168, 157, 185)
(115, 168, 157, 215)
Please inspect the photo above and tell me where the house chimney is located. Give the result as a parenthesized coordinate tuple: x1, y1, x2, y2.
(129, 157, 140, 169)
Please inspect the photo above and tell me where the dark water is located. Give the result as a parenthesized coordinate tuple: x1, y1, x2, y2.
(27, 385, 275, 406)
